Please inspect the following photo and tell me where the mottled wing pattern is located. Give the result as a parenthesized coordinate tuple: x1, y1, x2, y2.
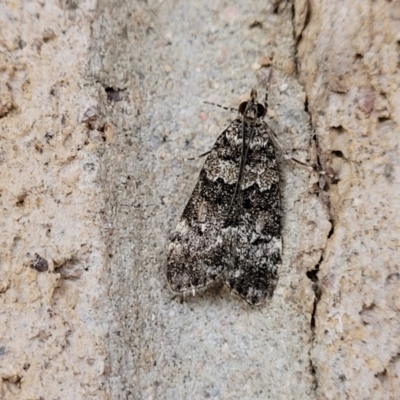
(225, 122, 281, 305)
(167, 89, 282, 305)
(166, 119, 243, 293)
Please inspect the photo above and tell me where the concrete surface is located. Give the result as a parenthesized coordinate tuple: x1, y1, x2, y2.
(0, 0, 398, 399)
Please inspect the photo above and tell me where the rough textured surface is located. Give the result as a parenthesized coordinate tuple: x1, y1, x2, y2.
(3, 0, 397, 399)
(99, 1, 327, 399)
(297, 0, 400, 399)
(0, 1, 108, 399)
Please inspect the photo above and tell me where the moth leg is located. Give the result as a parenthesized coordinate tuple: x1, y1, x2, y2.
(263, 89, 314, 171)
(268, 127, 335, 179)
(263, 85, 332, 178)
(182, 150, 212, 161)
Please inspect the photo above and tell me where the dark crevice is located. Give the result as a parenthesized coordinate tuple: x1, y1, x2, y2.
(105, 86, 126, 102)
(304, 94, 309, 113)
(326, 167, 340, 185)
(375, 368, 387, 383)
(304, 156, 336, 388)
(310, 362, 317, 391)
(312, 134, 323, 172)
(307, 253, 324, 392)
(306, 265, 319, 283)
(378, 115, 391, 123)
(16, 192, 27, 207)
(249, 21, 263, 29)
(310, 288, 321, 328)
(29, 253, 49, 273)
(327, 223, 334, 238)
(272, 0, 283, 14)
(331, 125, 345, 134)
(290, 2, 299, 76)
(293, 0, 311, 47)
(331, 150, 344, 158)
(292, 2, 331, 391)
(307, 255, 323, 329)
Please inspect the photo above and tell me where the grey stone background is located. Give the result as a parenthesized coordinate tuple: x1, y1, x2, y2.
(1, 0, 399, 399)
(96, 1, 326, 398)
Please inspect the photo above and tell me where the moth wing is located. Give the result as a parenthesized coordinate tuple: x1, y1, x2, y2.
(167, 119, 242, 293)
(225, 122, 282, 305)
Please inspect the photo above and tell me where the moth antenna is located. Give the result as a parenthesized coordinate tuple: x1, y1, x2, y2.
(204, 101, 237, 113)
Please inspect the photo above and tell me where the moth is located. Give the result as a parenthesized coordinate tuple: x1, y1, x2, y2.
(167, 89, 281, 305)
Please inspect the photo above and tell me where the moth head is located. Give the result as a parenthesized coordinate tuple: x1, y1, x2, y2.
(238, 89, 266, 123)
(238, 101, 266, 123)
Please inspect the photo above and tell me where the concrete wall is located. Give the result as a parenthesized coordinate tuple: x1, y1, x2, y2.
(0, 1, 398, 399)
